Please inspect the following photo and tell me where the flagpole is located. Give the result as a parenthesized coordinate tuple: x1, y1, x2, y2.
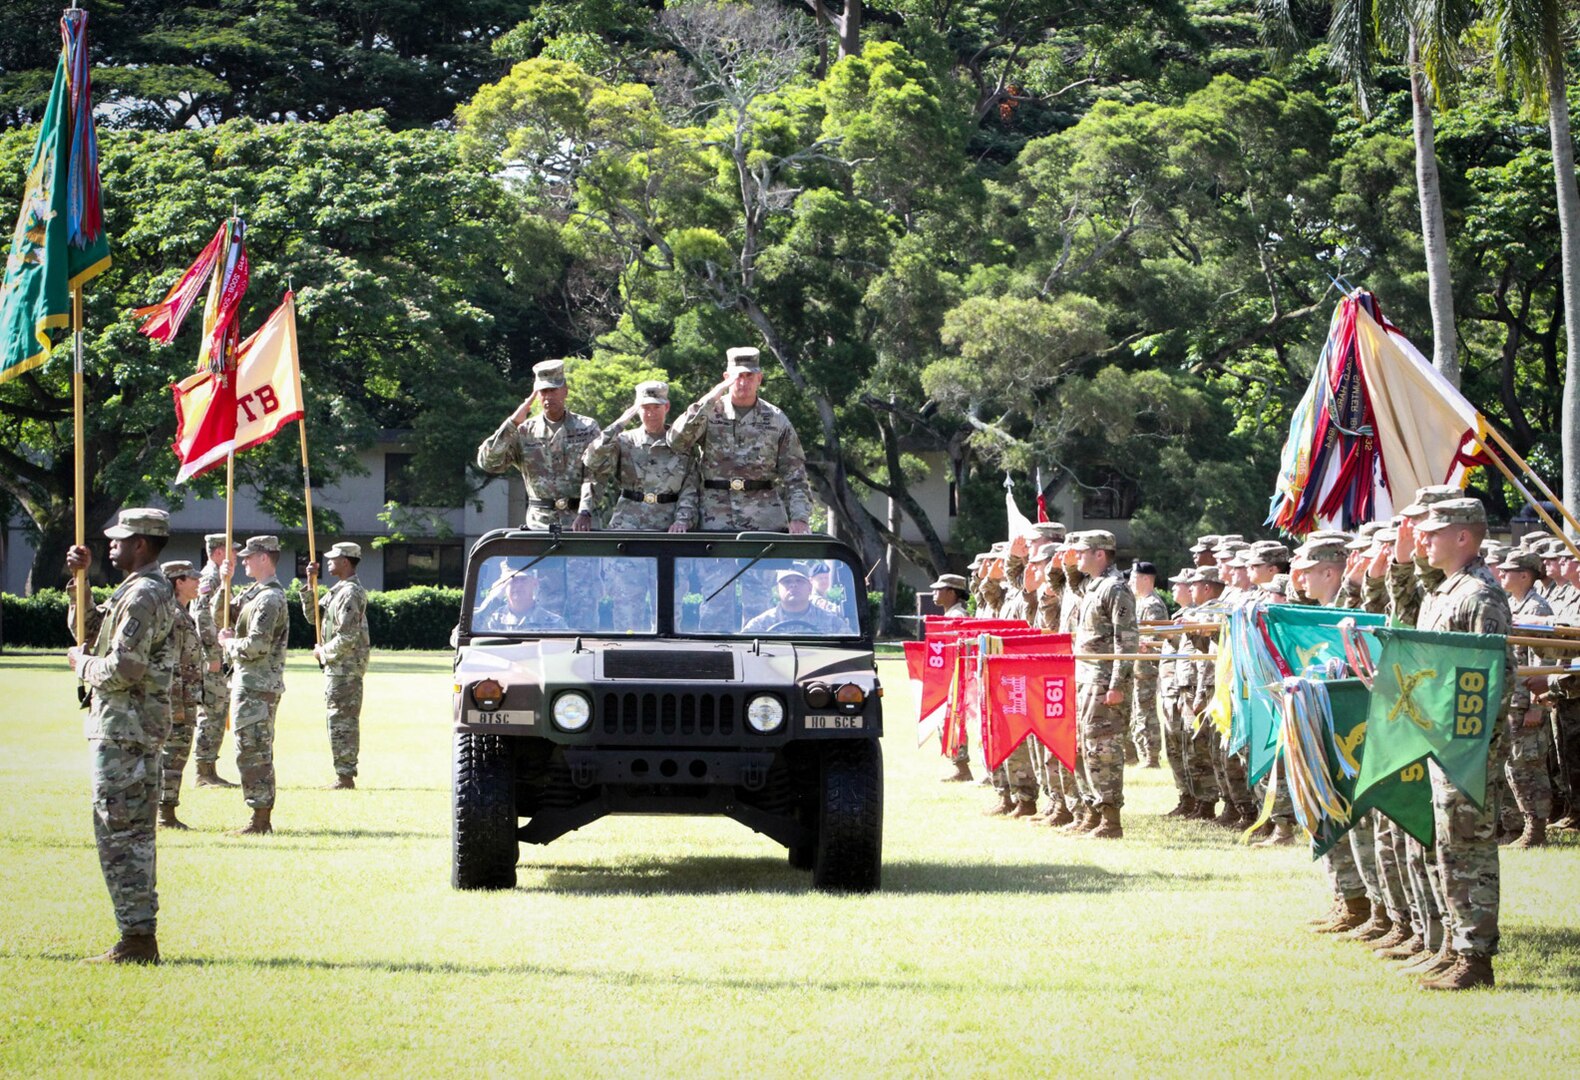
(72, 284, 85, 645)
(299, 418, 320, 645)
(1476, 437, 1580, 562)
(1478, 421, 1580, 540)
(222, 449, 234, 630)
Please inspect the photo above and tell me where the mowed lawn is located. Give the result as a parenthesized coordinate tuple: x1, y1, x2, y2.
(2, 651, 1578, 1076)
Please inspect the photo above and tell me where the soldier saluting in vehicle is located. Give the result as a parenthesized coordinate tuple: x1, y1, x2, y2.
(476, 359, 599, 531)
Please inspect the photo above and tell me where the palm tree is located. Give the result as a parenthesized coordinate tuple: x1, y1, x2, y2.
(1488, 0, 1580, 523)
(1320, 0, 1476, 387)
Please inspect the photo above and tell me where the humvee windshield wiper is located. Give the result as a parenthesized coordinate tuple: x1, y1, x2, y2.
(480, 532, 565, 605)
(703, 542, 776, 605)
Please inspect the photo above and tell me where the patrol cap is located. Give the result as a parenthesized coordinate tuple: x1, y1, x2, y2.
(1027, 544, 1056, 564)
(204, 532, 239, 552)
(989, 541, 1009, 555)
(1539, 539, 1569, 560)
(1031, 521, 1068, 541)
(160, 559, 197, 579)
(1291, 537, 1348, 569)
(725, 346, 762, 373)
(532, 359, 566, 391)
(1246, 544, 1291, 567)
(1263, 574, 1291, 598)
(1416, 498, 1487, 533)
(104, 508, 170, 539)
(1216, 534, 1246, 546)
(1307, 529, 1352, 544)
(968, 553, 986, 570)
(1498, 550, 1544, 577)
(1190, 566, 1224, 585)
(1213, 539, 1249, 556)
(1345, 522, 1385, 551)
(775, 567, 810, 583)
(1374, 525, 1398, 543)
(499, 557, 539, 577)
(634, 380, 669, 406)
(930, 573, 969, 592)
(238, 535, 282, 556)
(1518, 531, 1555, 551)
(1169, 568, 1194, 585)
(1071, 530, 1117, 552)
(1400, 484, 1463, 519)
(1190, 534, 1222, 554)
(326, 542, 361, 561)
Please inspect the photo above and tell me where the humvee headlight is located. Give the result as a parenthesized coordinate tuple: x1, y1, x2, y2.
(803, 682, 833, 709)
(746, 694, 785, 733)
(552, 691, 592, 732)
(835, 683, 866, 713)
(471, 679, 504, 711)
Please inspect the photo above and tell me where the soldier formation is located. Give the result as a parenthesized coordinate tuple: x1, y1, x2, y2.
(949, 486, 1580, 991)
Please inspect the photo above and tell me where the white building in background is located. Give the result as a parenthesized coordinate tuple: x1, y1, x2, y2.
(2, 440, 1137, 597)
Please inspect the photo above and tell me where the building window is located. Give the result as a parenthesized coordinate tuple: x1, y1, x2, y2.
(1081, 473, 1141, 520)
(383, 542, 464, 589)
(384, 452, 462, 508)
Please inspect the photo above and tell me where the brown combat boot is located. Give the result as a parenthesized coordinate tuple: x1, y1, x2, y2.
(157, 803, 190, 831)
(982, 792, 1015, 817)
(1085, 804, 1123, 839)
(1422, 954, 1495, 991)
(1367, 923, 1411, 952)
(1164, 794, 1198, 818)
(1063, 806, 1098, 833)
(194, 761, 239, 788)
(1315, 896, 1370, 934)
(1039, 802, 1075, 828)
(1008, 799, 1039, 819)
(232, 807, 273, 835)
(1212, 803, 1241, 829)
(1192, 799, 1218, 822)
(1344, 911, 1393, 943)
(1124, 742, 1140, 766)
(940, 760, 973, 783)
(1308, 898, 1345, 927)
(1511, 816, 1547, 849)
(1378, 933, 1424, 960)
(1255, 820, 1297, 847)
(83, 933, 159, 966)
(325, 774, 355, 791)
(1401, 940, 1455, 978)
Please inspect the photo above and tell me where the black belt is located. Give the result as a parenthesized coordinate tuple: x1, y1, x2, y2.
(528, 498, 577, 512)
(620, 490, 680, 504)
(704, 479, 775, 492)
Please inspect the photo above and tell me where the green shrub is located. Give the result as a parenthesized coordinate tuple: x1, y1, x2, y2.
(2, 587, 112, 649)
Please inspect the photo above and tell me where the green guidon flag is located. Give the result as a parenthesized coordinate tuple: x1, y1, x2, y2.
(1311, 678, 1433, 855)
(1352, 627, 1506, 834)
(0, 13, 111, 386)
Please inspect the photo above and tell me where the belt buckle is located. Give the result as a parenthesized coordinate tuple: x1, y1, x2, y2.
(643, 492, 657, 505)
(729, 478, 744, 492)
(554, 498, 568, 511)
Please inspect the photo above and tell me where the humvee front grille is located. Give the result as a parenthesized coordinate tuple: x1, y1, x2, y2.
(602, 651, 735, 680)
(599, 691, 737, 736)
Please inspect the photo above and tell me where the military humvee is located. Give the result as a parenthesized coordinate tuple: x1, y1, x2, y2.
(449, 529, 883, 893)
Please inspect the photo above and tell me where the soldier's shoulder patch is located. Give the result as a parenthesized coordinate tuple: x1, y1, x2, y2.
(120, 615, 142, 640)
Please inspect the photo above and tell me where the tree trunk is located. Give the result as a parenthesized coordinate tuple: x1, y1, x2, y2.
(1408, 31, 1459, 386)
(1545, 13, 1580, 530)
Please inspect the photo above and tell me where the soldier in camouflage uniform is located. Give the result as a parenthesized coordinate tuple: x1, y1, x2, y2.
(1129, 561, 1168, 769)
(1185, 566, 1226, 821)
(477, 564, 571, 632)
(741, 568, 853, 634)
(1411, 497, 1516, 990)
(585, 380, 700, 631)
(1497, 549, 1552, 848)
(218, 535, 290, 835)
(1158, 569, 1198, 815)
(156, 561, 203, 829)
(64, 508, 176, 965)
(193, 533, 239, 787)
(304, 541, 371, 789)
(1068, 530, 1138, 838)
(477, 359, 601, 625)
(669, 347, 812, 534)
(1539, 538, 1580, 829)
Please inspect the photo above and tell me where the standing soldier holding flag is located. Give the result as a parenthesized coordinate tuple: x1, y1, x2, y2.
(304, 541, 370, 789)
(192, 533, 239, 787)
(218, 536, 289, 835)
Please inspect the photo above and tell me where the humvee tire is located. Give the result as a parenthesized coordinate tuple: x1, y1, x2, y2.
(452, 732, 518, 890)
(811, 740, 882, 893)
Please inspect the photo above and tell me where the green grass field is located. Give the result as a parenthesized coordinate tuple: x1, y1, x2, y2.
(3, 650, 1578, 1076)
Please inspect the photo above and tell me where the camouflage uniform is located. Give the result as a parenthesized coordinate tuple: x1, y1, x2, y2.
(1499, 585, 1553, 825)
(1160, 593, 1196, 800)
(1058, 561, 1094, 810)
(1130, 591, 1169, 763)
(306, 566, 370, 779)
(192, 556, 230, 764)
(1417, 504, 1516, 961)
(1072, 548, 1138, 810)
(71, 544, 175, 939)
(989, 547, 1038, 807)
(479, 599, 569, 633)
(741, 601, 850, 635)
(224, 561, 290, 812)
(158, 583, 203, 808)
(668, 397, 811, 533)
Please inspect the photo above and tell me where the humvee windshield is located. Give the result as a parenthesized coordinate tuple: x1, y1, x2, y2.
(465, 551, 862, 638)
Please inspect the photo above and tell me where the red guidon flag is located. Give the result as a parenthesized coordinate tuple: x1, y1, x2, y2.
(983, 653, 1076, 772)
(172, 292, 303, 482)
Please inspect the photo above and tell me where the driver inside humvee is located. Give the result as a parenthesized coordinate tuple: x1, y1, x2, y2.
(740, 567, 852, 635)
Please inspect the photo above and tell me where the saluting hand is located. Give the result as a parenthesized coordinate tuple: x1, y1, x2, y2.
(787, 520, 810, 535)
(705, 377, 733, 403)
(510, 390, 541, 425)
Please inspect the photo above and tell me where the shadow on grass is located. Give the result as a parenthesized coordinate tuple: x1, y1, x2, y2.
(514, 855, 1231, 896)
(1498, 925, 1580, 992)
(366, 658, 455, 675)
(0, 654, 69, 670)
